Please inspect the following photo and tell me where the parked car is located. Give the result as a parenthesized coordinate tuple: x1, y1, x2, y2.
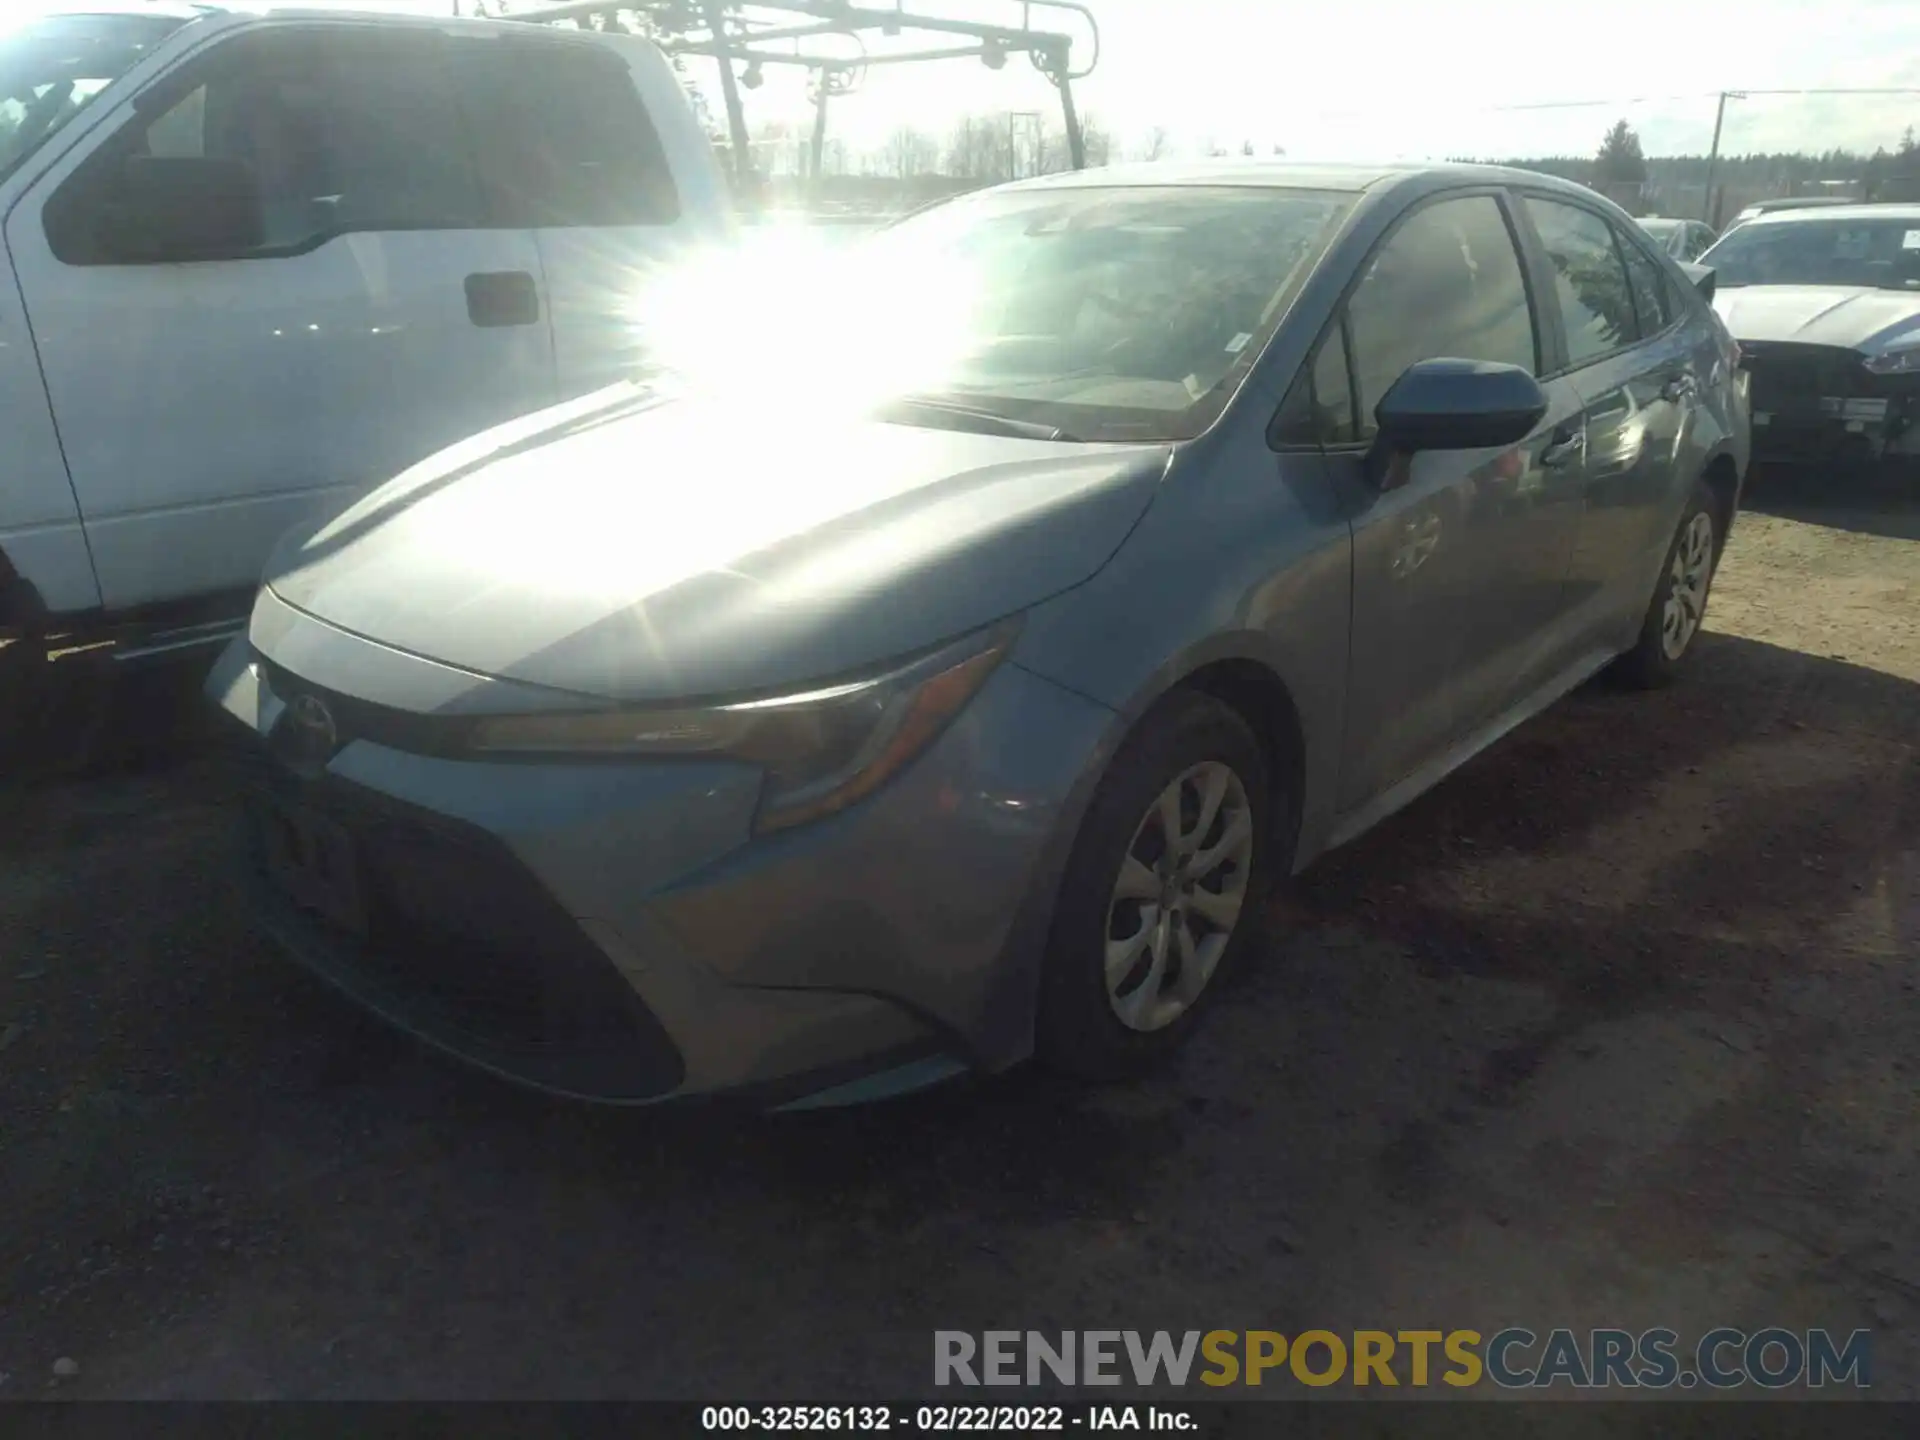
(0, 2, 729, 674)
(208, 161, 1750, 1108)
(1638, 216, 1717, 262)
(1720, 195, 1863, 236)
(1699, 203, 1920, 467)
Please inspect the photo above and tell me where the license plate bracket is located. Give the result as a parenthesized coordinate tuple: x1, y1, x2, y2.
(255, 796, 366, 938)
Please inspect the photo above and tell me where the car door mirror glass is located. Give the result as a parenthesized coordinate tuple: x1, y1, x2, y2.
(1370, 357, 1548, 474)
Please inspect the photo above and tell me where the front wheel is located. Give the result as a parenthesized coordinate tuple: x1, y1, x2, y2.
(1036, 692, 1276, 1079)
(1614, 480, 1719, 689)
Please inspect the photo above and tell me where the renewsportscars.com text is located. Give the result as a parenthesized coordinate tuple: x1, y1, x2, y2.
(933, 1328, 1872, 1390)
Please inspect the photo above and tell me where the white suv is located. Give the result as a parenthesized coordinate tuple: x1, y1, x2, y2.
(0, 3, 731, 664)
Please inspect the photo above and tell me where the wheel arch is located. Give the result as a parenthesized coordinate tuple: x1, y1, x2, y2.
(987, 637, 1317, 1054)
(0, 545, 48, 633)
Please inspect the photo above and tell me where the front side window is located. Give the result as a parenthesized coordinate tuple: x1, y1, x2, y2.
(0, 12, 183, 183)
(1700, 217, 1920, 290)
(1272, 322, 1356, 447)
(461, 40, 679, 227)
(1525, 196, 1638, 366)
(49, 28, 483, 262)
(1345, 194, 1537, 441)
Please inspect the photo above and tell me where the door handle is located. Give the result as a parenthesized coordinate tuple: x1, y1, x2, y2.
(1661, 373, 1698, 403)
(1539, 424, 1584, 469)
(465, 271, 540, 328)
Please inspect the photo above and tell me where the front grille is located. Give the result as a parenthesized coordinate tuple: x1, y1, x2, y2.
(258, 656, 468, 760)
(1741, 342, 1870, 414)
(231, 744, 687, 1101)
(1741, 341, 1919, 462)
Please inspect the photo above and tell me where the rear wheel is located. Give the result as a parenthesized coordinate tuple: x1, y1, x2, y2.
(1037, 692, 1276, 1079)
(1614, 480, 1719, 689)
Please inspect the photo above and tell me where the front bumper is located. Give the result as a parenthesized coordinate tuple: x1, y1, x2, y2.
(1740, 342, 1920, 464)
(206, 598, 1115, 1106)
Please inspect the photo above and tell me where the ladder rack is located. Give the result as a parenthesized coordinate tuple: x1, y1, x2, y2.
(500, 1, 1101, 193)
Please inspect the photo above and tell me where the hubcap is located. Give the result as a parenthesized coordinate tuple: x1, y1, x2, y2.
(1104, 761, 1255, 1033)
(1660, 511, 1715, 661)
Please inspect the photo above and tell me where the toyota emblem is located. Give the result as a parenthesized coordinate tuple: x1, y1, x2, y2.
(276, 692, 340, 775)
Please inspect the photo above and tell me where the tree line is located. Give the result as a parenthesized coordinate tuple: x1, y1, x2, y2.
(1473, 118, 1920, 196)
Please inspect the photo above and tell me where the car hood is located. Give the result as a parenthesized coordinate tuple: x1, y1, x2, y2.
(1712, 285, 1920, 352)
(265, 391, 1169, 705)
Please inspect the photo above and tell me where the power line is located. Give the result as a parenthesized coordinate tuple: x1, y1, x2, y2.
(1738, 87, 1920, 97)
(1484, 86, 1920, 113)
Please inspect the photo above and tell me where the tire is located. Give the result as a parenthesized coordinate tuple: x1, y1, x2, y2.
(0, 630, 50, 769)
(1036, 691, 1277, 1080)
(1613, 479, 1720, 690)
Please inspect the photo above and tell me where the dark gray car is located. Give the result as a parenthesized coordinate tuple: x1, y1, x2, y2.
(208, 162, 1751, 1108)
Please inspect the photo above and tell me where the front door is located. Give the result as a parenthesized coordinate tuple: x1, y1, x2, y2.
(5, 24, 558, 612)
(1321, 191, 1584, 815)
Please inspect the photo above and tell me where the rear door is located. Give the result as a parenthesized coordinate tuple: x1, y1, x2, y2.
(456, 31, 733, 403)
(5, 23, 557, 612)
(1516, 194, 1704, 647)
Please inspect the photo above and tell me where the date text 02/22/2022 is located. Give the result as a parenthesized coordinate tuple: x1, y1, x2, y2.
(700, 1405, 1194, 1431)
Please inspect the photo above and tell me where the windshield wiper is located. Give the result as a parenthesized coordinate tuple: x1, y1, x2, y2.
(877, 395, 1081, 443)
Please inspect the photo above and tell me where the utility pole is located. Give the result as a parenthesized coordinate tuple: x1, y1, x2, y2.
(1701, 90, 1746, 226)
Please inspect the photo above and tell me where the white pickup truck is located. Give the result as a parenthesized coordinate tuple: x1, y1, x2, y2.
(0, 2, 731, 674)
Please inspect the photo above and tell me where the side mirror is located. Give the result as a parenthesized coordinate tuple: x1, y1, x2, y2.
(1678, 260, 1717, 302)
(91, 156, 265, 263)
(1365, 358, 1548, 486)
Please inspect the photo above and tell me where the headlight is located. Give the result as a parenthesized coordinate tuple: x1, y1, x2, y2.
(1863, 344, 1920, 377)
(467, 621, 1018, 834)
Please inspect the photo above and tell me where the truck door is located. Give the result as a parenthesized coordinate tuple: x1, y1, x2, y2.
(0, 251, 96, 623)
(3, 23, 559, 614)
(455, 30, 735, 403)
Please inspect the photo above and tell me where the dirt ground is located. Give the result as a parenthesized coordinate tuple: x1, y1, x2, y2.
(1, 478, 1916, 1403)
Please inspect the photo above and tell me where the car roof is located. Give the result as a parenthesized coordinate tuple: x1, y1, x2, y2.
(33, 1, 520, 30)
(27, 2, 212, 17)
(994, 159, 1604, 198)
(1739, 202, 1920, 227)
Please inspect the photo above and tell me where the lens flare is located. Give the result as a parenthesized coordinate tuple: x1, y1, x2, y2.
(621, 216, 989, 424)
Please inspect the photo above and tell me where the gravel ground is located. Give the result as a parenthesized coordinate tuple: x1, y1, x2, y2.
(1, 480, 1916, 1402)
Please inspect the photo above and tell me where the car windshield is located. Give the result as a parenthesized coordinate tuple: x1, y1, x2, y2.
(631, 185, 1356, 444)
(1702, 215, 1920, 289)
(0, 11, 184, 183)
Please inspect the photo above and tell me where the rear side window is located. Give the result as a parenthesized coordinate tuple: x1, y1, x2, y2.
(462, 40, 680, 227)
(1614, 225, 1671, 337)
(1345, 194, 1537, 441)
(1525, 197, 1638, 365)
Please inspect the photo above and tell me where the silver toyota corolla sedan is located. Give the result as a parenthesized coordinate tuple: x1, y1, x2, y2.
(208, 162, 1751, 1108)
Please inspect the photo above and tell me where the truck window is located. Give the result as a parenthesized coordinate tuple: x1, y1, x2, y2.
(463, 39, 681, 228)
(48, 28, 486, 262)
(0, 13, 184, 184)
